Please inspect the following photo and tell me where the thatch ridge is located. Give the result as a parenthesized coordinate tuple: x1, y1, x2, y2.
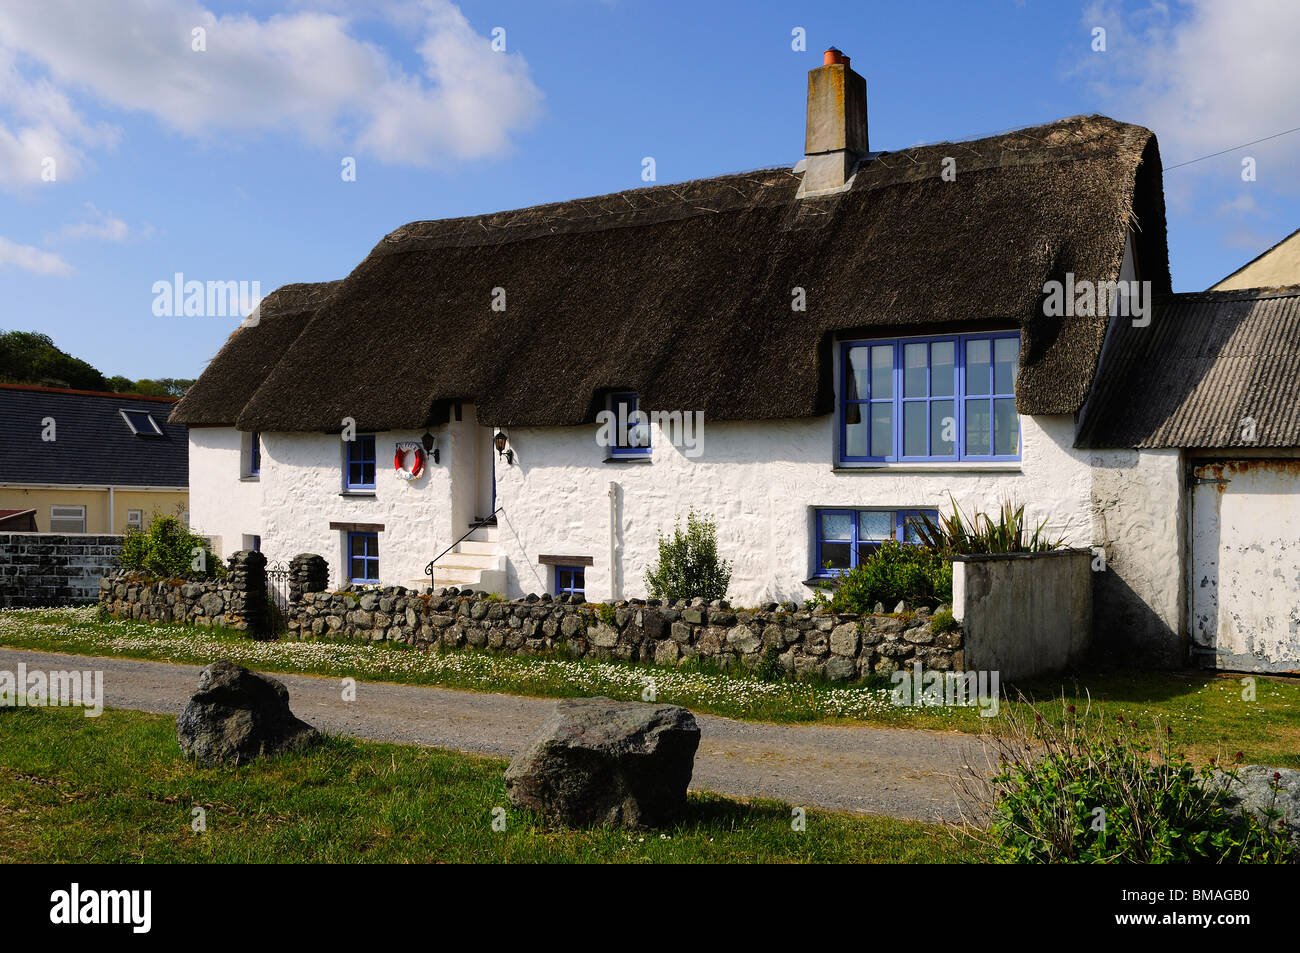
(169, 280, 341, 426)
(195, 114, 1165, 433)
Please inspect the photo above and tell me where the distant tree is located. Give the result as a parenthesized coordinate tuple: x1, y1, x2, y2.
(0, 330, 106, 390)
(0, 330, 191, 396)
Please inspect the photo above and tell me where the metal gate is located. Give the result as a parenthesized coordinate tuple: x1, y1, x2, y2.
(265, 560, 290, 635)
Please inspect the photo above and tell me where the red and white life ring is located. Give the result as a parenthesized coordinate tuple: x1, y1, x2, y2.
(394, 442, 425, 481)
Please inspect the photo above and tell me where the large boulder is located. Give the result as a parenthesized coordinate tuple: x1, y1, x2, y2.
(177, 660, 319, 765)
(1218, 765, 1300, 841)
(504, 697, 700, 828)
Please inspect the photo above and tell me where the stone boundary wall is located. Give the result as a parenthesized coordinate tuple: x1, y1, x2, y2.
(0, 533, 122, 608)
(98, 551, 269, 635)
(290, 587, 962, 681)
(96, 553, 963, 681)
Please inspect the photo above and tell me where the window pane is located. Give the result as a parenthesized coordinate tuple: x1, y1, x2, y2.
(858, 510, 892, 541)
(846, 348, 870, 401)
(820, 512, 852, 541)
(930, 399, 955, 455)
(966, 339, 991, 395)
(844, 405, 868, 458)
(820, 542, 851, 571)
(350, 535, 365, 558)
(966, 399, 991, 454)
(903, 402, 926, 456)
(903, 343, 928, 397)
(572, 569, 585, 591)
(931, 341, 955, 396)
(994, 337, 1018, 394)
(870, 345, 893, 399)
(995, 398, 1020, 456)
(362, 462, 375, 485)
(870, 403, 893, 457)
(901, 514, 925, 545)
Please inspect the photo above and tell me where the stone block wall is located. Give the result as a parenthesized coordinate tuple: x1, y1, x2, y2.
(0, 533, 122, 607)
(95, 550, 964, 682)
(290, 586, 962, 682)
(98, 551, 269, 635)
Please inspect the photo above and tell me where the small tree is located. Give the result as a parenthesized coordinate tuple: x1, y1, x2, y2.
(120, 513, 220, 578)
(644, 509, 732, 603)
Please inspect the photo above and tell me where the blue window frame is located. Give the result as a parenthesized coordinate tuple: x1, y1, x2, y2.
(250, 432, 261, 475)
(555, 566, 586, 599)
(348, 531, 379, 583)
(346, 434, 376, 489)
(609, 392, 651, 456)
(841, 332, 1020, 463)
(813, 508, 938, 576)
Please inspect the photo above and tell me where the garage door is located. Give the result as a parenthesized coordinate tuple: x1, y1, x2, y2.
(1191, 460, 1300, 672)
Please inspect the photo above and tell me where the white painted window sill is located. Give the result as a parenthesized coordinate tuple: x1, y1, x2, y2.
(339, 490, 377, 498)
(604, 455, 652, 464)
(833, 463, 1023, 474)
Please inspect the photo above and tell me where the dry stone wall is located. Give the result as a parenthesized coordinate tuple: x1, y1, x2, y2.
(97, 551, 963, 681)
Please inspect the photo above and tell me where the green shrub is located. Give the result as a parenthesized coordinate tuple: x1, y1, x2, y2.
(913, 496, 1063, 555)
(119, 514, 220, 578)
(824, 540, 952, 613)
(962, 701, 1293, 864)
(931, 607, 958, 634)
(645, 508, 732, 603)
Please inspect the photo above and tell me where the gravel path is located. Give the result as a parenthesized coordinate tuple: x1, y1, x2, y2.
(0, 647, 986, 822)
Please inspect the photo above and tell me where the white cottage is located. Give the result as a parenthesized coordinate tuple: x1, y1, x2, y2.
(173, 49, 1216, 667)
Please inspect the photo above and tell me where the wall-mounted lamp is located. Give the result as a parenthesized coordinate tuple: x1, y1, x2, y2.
(421, 431, 440, 464)
(494, 430, 513, 465)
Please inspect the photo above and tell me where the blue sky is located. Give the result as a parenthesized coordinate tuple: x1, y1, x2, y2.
(2, 0, 1297, 380)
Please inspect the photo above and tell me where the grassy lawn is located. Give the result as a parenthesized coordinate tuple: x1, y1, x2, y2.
(2, 607, 1297, 768)
(0, 705, 978, 863)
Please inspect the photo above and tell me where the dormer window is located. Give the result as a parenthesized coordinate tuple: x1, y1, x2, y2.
(120, 409, 163, 436)
(608, 392, 651, 457)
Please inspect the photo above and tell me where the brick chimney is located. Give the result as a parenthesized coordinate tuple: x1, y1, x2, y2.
(802, 48, 868, 193)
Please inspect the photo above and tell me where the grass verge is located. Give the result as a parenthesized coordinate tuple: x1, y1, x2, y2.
(0, 705, 979, 863)
(1, 607, 1297, 767)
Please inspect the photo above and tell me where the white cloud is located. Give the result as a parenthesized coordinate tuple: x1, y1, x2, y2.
(0, 235, 72, 276)
(47, 202, 145, 243)
(0, 0, 542, 187)
(1078, 1, 1300, 179)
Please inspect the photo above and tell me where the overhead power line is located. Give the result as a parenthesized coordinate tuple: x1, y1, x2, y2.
(1165, 124, 1300, 170)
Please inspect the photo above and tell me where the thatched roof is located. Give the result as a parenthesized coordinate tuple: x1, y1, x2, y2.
(1079, 286, 1300, 448)
(170, 281, 341, 426)
(183, 114, 1168, 432)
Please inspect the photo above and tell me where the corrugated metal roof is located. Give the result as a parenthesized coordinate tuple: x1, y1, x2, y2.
(0, 385, 188, 486)
(1079, 286, 1300, 448)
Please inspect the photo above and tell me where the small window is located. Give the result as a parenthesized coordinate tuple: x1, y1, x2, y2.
(813, 508, 938, 577)
(126, 509, 143, 531)
(348, 531, 379, 583)
(555, 566, 586, 599)
(346, 435, 377, 489)
(250, 431, 261, 475)
(120, 409, 163, 436)
(49, 505, 86, 533)
(242, 533, 261, 553)
(608, 392, 651, 457)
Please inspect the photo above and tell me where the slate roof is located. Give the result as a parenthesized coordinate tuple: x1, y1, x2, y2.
(0, 384, 188, 486)
(1078, 286, 1300, 448)
(173, 114, 1170, 433)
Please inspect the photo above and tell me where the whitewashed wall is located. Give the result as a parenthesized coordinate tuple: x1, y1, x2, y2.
(494, 412, 1100, 605)
(257, 428, 457, 587)
(188, 427, 262, 559)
